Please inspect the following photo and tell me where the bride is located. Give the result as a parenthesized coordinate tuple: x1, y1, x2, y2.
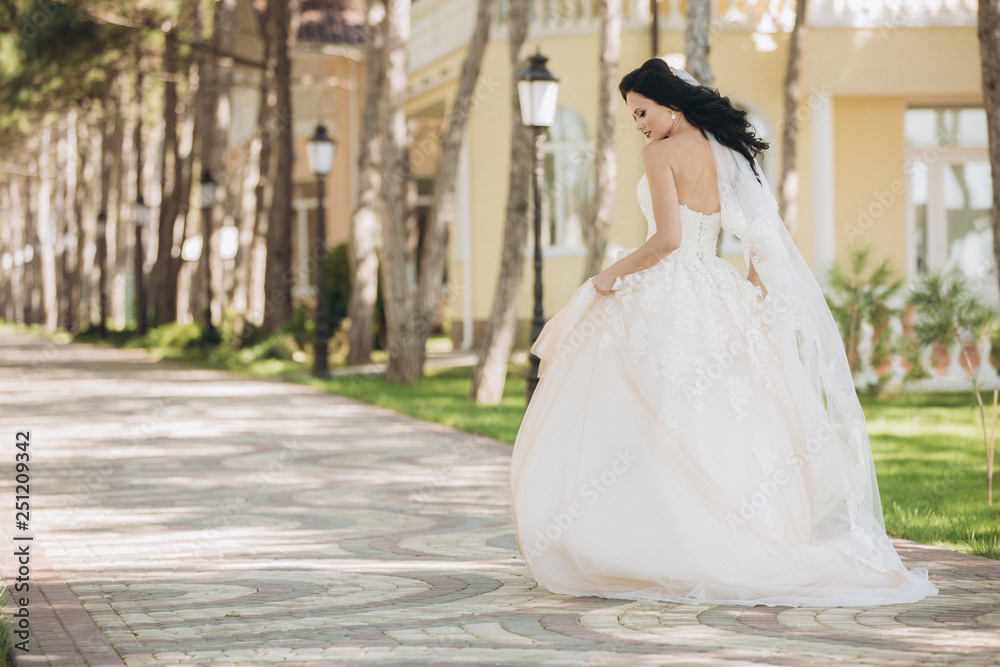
(509, 58, 937, 607)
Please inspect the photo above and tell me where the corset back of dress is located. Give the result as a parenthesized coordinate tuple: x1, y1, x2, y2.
(638, 173, 721, 259)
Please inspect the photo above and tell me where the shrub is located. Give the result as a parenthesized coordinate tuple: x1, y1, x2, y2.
(321, 243, 386, 351)
(147, 322, 203, 350)
(906, 272, 996, 351)
(285, 304, 314, 352)
(825, 247, 903, 372)
(323, 243, 351, 337)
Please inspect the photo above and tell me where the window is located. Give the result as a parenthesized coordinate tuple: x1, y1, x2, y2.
(905, 107, 993, 295)
(531, 105, 593, 255)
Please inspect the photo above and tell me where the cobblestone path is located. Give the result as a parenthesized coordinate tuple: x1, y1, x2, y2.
(1, 334, 998, 666)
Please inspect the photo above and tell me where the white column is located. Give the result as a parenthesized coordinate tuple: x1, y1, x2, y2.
(294, 202, 311, 298)
(458, 132, 474, 351)
(810, 91, 835, 283)
(349, 60, 360, 210)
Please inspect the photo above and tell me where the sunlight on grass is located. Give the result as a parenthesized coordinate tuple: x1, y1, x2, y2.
(861, 393, 1000, 559)
(316, 379, 1000, 560)
(309, 363, 529, 445)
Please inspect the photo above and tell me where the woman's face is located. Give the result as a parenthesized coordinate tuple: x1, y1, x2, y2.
(626, 91, 675, 142)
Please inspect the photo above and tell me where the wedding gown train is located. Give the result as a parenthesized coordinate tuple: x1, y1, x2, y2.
(510, 173, 938, 607)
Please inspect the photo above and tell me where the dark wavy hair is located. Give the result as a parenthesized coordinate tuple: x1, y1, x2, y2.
(619, 59, 768, 178)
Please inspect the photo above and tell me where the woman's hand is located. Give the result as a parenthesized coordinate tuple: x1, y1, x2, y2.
(747, 260, 767, 301)
(591, 269, 619, 296)
(755, 281, 768, 301)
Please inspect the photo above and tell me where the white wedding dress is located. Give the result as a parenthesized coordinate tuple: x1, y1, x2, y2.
(510, 172, 938, 607)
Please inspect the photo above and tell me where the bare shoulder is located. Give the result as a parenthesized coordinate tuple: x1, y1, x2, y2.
(640, 138, 676, 168)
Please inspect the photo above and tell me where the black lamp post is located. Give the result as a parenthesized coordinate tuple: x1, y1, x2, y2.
(517, 50, 560, 403)
(306, 124, 336, 378)
(134, 196, 149, 335)
(97, 211, 108, 339)
(199, 169, 218, 341)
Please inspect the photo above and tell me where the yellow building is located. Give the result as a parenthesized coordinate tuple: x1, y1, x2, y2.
(231, 0, 366, 305)
(406, 0, 989, 349)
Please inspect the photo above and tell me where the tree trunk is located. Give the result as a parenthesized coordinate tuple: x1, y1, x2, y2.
(260, 0, 298, 335)
(379, 0, 419, 383)
(172, 60, 197, 324)
(232, 122, 262, 328)
(684, 0, 714, 88)
(214, 0, 237, 313)
(980, 2, 1000, 310)
(412, 0, 497, 365)
(0, 181, 13, 323)
(55, 115, 71, 331)
(469, 0, 532, 404)
(346, 0, 388, 364)
(583, 0, 621, 280)
(96, 102, 114, 333)
(231, 0, 265, 328)
(24, 177, 42, 325)
(153, 26, 180, 325)
(194, 1, 220, 329)
(244, 4, 278, 331)
(72, 105, 90, 332)
(109, 78, 128, 329)
(133, 47, 147, 336)
(37, 124, 57, 333)
(778, 0, 808, 235)
(8, 178, 25, 324)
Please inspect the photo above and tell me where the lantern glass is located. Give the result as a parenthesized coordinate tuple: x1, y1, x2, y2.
(518, 79, 559, 128)
(307, 124, 336, 176)
(516, 51, 560, 128)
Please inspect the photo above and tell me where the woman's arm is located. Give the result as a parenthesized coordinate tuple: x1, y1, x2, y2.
(592, 142, 682, 294)
(747, 258, 768, 300)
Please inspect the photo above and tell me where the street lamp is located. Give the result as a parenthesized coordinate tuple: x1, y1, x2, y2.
(307, 123, 336, 378)
(96, 211, 108, 339)
(517, 50, 560, 403)
(134, 196, 149, 335)
(199, 169, 218, 341)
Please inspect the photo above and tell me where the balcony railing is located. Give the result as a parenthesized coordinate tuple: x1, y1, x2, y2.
(410, 0, 977, 74)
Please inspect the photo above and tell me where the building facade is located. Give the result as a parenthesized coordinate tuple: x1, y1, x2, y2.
(406, 0, 987, 349)
(230, 0, 366, 307)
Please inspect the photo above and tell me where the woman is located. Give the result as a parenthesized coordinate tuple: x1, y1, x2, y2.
(510, 59, 937, 607)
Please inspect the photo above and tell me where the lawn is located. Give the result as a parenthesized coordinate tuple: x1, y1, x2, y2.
(860, 392, 1000, 559)
(318, 365, 1000, 560)
(306, 362, 530, 446)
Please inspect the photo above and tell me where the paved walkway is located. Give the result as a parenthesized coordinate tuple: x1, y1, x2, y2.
(1, 333, 999, 666)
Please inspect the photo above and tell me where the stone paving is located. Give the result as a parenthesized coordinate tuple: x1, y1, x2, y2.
(1, 333, 999, 666)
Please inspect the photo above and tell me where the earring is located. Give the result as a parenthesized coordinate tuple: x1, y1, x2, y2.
(671, 112, 677, 120)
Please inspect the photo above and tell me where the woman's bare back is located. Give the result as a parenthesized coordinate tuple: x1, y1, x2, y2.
(662, 130, 721, 215)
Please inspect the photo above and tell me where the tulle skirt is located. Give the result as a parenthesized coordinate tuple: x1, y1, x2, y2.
(510, 251, 937, 607)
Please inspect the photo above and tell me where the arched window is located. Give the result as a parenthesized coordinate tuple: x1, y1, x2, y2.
(535, 105, 593, 253)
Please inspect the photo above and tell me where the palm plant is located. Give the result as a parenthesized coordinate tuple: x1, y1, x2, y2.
(826, 247, 903, 373)
(906, 272, 968, 350)
(907, 271, 1000, 504)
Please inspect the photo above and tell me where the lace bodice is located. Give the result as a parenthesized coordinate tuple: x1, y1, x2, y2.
(638, 173, 721, 260)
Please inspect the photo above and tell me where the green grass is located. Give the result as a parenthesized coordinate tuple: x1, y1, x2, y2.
(316, 370, 1000, 559)
(307, 363, 529, 445)
(860, 392, 1000, 560)
(71, 322, 311, 378)
(0, 586, 15, 665)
